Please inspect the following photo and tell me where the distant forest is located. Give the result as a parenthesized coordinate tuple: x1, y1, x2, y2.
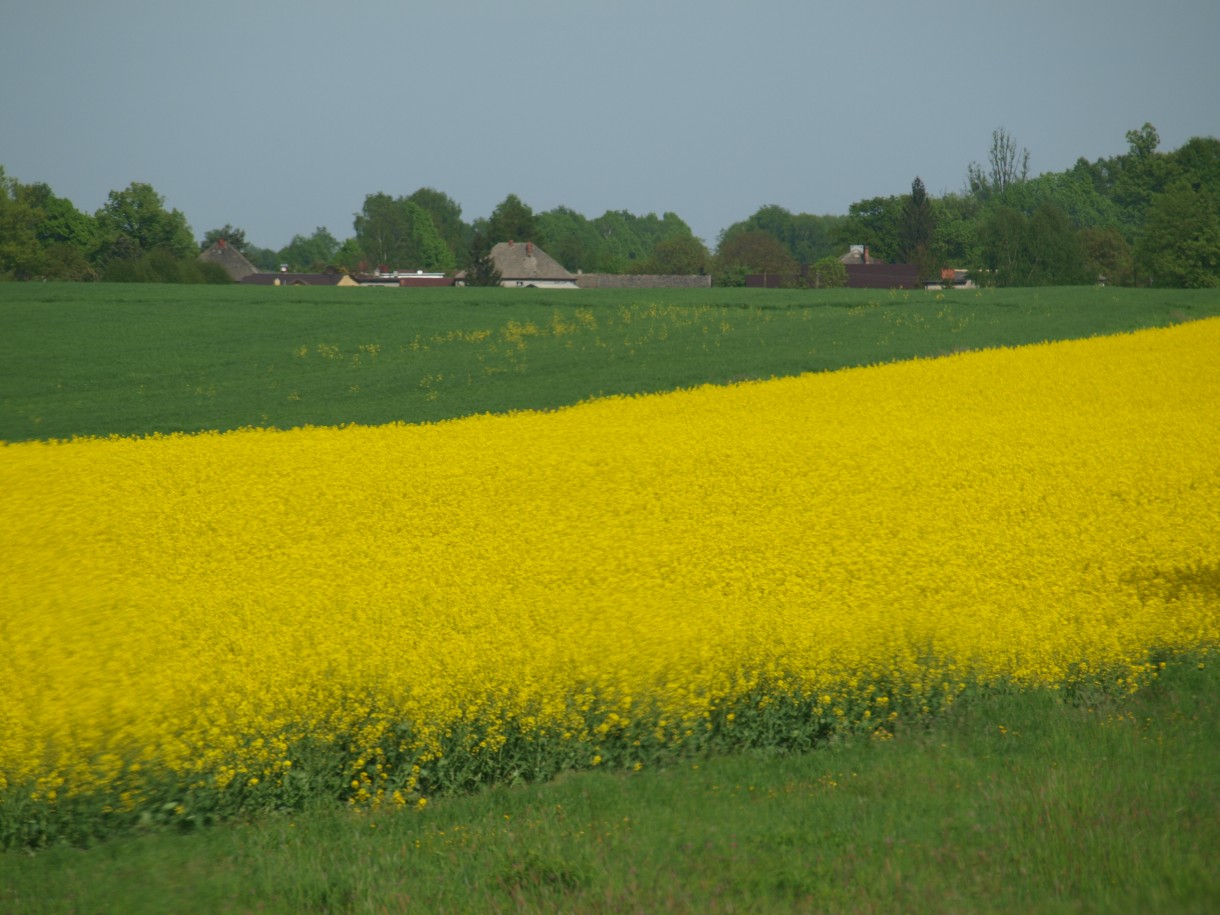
(2, 124, 1217, 288)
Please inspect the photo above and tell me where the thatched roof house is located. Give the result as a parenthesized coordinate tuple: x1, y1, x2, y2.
(487, 241, 578, 288)
(198, 239, 258, 280)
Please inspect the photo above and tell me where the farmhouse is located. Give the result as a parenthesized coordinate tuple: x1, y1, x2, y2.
(198, 239, 258, 281)
(481, 241, 579, 289)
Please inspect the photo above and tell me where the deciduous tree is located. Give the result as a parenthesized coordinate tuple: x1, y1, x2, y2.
(354, 195, 455, 272)
(834, 195, 903, 263)
(278, 227, 340, 271)
(407, 188, 469, 265)
(643, 234, 709, 275)
(980, 203, 1090, 286)
(0, 167, 47, 279)
(967, 127, 1030, 200)
(536, 206, 601, 272)
(806, 256, 847, 288)
(95, 182, 195, 259)
(720, 205, 843, 265)
(201, 225, 248, 251)
(1136, 179, 1220, 288)
(713, 230, 799, 286)
(1080, 227, 1133, 286)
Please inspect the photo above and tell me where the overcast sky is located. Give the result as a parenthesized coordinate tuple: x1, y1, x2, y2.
(3, 0, 1218, 250)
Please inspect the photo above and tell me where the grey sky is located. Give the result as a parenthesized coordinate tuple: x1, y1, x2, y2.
(3, 0, 1217, 250)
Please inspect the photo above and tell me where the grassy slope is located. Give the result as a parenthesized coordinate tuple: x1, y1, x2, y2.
(3, 283, 1219, 442)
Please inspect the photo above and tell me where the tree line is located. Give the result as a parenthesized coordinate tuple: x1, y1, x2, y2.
(715, 125, 1220, 289)
(1, 124, 1217, 287)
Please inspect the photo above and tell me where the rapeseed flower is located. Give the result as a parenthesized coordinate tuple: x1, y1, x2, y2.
(1, 319, 1217, 840)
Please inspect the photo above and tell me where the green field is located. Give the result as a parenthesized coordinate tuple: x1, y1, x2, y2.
(3, 282, 1219, 913)
(4, 283, 1219, 442)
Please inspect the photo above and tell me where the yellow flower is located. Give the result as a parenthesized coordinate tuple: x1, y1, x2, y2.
(1, 319, 1217, 823)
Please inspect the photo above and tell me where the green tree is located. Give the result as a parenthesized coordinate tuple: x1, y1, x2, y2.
(331, 238, 366, 273)
(1168, 136, 1220, 194)
(1112, 123, 1173, 221)
(967, 127, 1030, 200)
(589, 210, 653, 272)
(622, 213, 700, 274)
(536, 206, 601, 272)
(1024, 204, 1090, 286)
(1136, 179, 1220, 287)
(242, 244, 281, 272)
(102, 248, 231, 283)
(354, 195, 455, 272)
(643, 234, 709, 275)
(40, 243, 98, 281)
(997, 168, 1123, 232)
(713, 230, 799, 286)
(806, 255, 847, 288)
(278, 227, 340, 271)
(407, 188, 469, 265)
(835, 195, 903, 263)
(462, 227, 502, 287)
(20, 182, 98, 254)
(980, 203, 1090, 286)
(980, 206, 1029, 286)
(0, 167, 44, 279)
(95, 182, 195, 259)
(201, 225, 248, 251)
(485, 194, 539, 246)
(720, 205, 843, 265)
(1080, 227, 1133, 286)
(931, 193, 983, 272)
(898, 176, 937, 280)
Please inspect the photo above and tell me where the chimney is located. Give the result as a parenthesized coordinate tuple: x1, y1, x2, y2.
(526, 241, 533, 256)
(218, 238, 227, 249)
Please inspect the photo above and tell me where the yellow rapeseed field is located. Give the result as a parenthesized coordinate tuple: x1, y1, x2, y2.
(2, 319, 1218, 828)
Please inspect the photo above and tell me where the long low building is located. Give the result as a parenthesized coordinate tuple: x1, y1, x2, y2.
(240, 272, 360, 286)
(575, 273, 711, 289)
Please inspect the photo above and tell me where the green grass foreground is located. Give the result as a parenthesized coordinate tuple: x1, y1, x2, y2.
(3, 283, 1219, 442)
(3, 659, 1215, 914)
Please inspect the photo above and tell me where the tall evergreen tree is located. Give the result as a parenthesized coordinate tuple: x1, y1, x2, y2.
(899, 176, 937, 280)
(462, 227, 503, 286)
